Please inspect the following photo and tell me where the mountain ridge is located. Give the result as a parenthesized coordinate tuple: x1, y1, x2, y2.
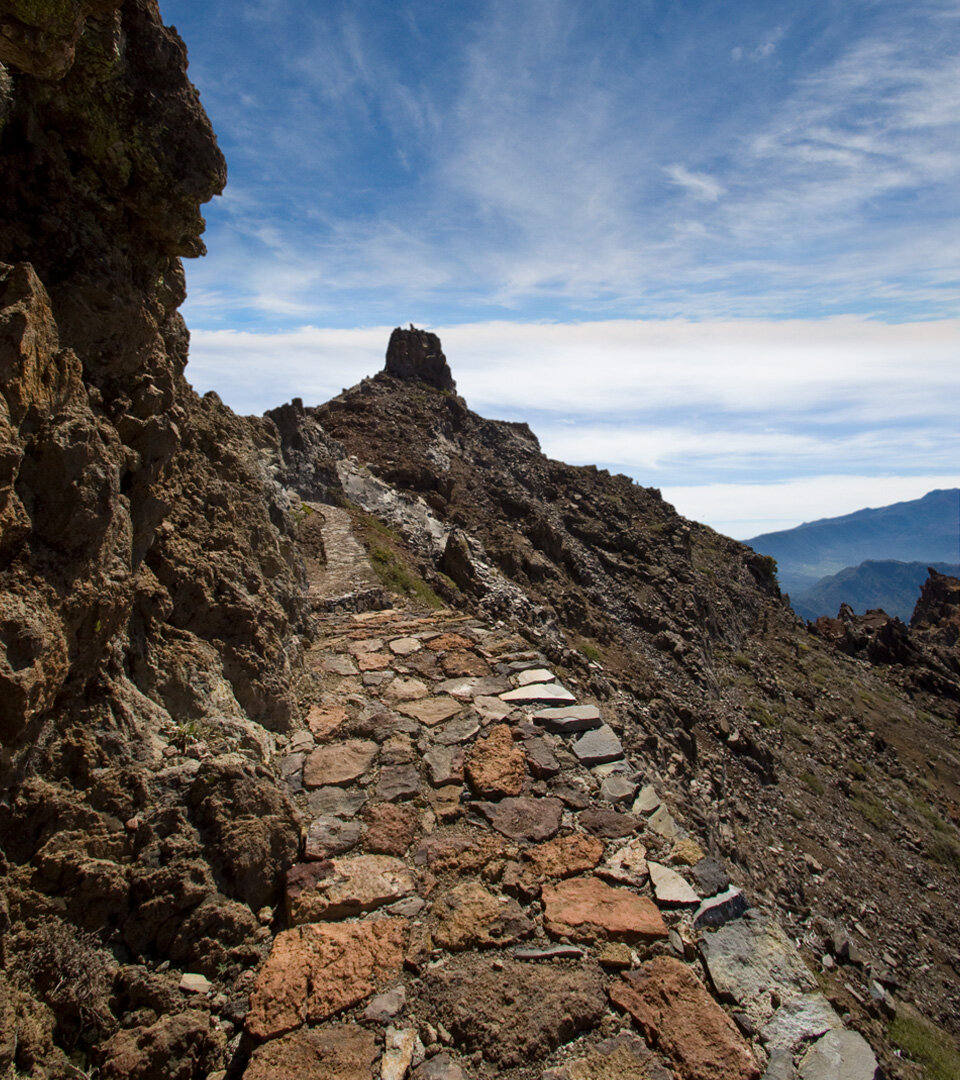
(746, 487, 959, 595)
(792, 559, 960, 622)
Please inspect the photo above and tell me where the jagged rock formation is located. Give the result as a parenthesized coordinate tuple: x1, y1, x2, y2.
(811, 571, 960, 708)
(385, 326, 457, 393)
(0, 3, 311, 1073)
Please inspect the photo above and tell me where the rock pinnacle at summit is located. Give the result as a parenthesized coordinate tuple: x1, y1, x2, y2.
(384, 325, 457, 392)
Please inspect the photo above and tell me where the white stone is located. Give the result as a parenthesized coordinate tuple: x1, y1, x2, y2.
(382, 1026, 425, 1080)
(500, 683, 577, 704)
(632, 784, 661, 815)
(648, 861, 700, 906)
(389, 637, 422, 656)
(761, 993, 841, 1057)
(516, 667, 556, 686)
(179, 973, 212, 994)
(798, 1029, 879, 1080)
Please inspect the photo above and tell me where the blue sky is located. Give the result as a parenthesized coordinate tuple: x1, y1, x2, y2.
(160, 0, 960, 537)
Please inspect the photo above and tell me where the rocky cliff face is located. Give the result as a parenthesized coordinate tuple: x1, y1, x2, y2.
(0, 3, 310, 1073)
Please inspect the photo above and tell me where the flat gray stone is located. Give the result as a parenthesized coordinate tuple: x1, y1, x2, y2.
(600, 775, 637, 805)
(646, 803, 685, 840)
(532, 705, 602, 733)
(761, 994, 841, 1057)
(474, 695, 516, 722)
(424, 745, 465, 786)
(798, 1029, 879, 1080)
(524, 738, 561, 779)
(377, 763, 421, 801)
(632, 784, 661, 815)
(323, 655, 358, 676)
(693, 886, 749, 929)
(389, 637, 422, 656)
(648, 861, 699, 906)
(306, 786, 367, 818)
(692, 857, 730, 897)
(363, 985, 407, 1022)
(572, 724, 623, 765)
(763, 1050, 799, 1080)
(304, 815, 363, 860)
(470, 676, 512, 697)
(432, 715, 481, 746)
(500, 683, 576, 705)
(475, 797, 563, 841)
(700, 912, 818, 1026)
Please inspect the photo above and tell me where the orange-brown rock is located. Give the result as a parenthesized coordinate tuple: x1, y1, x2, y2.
(465, 724, 526, 798)
(364, 802, 419, 856)
(542, 877, 668, 944)
(303, 740, 378, 787)
(246, 919, 408, 1039)
(286, 854, 416, 923)
(413, 831, 505, 875)
(440, 650, 491, 677)
(305, 704, 347, 742)
(97, 1012, 225, 1080)
(431, 880, 534, 951)
(523, 833, 606, 879)
(358, 651, 393, 671)
(426, 633, 476, 652)
(244, 1023, 378, 1080)
(609, 957, 760, 1080)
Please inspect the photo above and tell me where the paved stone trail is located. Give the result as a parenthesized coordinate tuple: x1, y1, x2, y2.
(244, 549, 880, 1079)
(307, 504, 385, 611)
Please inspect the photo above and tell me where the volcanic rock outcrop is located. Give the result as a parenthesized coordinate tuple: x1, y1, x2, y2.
(384, 326, 457, 394)
(1, 2, 309, 1073)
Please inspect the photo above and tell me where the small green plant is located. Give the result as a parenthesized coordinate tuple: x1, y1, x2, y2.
(368, 544, 444, 609)
(746, 701, 778, 729)
(731, 652, 751, 671)
(579, 641, 603, 664)
(800, 770, 825, 796)
(889, 1012, 960, 1080)
(849, 785, 892, 830)
(172, 719, 199, 752)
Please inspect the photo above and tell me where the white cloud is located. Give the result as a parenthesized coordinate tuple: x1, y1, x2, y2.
(185, 316, 960, 543)
(664, 165, 726, 202)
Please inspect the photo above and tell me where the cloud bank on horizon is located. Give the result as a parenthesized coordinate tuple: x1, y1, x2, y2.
(161, 0, 960, 538)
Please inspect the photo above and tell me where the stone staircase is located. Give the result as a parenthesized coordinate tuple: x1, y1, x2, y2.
(242, 515, 881, 1080)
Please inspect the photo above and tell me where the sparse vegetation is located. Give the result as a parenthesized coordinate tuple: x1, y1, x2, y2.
(368, 543, 444, 608)
(746, 701, 778, 729)
(800, 770, 825, 796)
(849, 783, 893, 829)
(889, 1012, 960, 1080)
(579, 641, 603, 664)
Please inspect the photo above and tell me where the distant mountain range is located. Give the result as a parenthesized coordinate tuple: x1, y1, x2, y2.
(790, 560, 960, 622)
(746, 488, 960, 618)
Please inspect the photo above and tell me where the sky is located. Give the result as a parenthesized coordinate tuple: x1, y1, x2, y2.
(160, 0, 960, 538)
